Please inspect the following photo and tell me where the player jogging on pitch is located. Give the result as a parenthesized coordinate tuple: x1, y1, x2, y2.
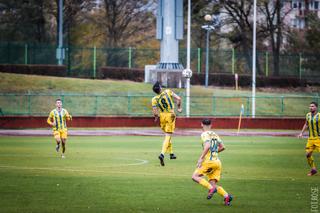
(47, 98, 72, 158)
(192, 118, 233, 206)
(298, 101, 320, 176)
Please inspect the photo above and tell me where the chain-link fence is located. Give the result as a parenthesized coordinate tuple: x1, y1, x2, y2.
(0, 42, 319, 80)
(0, 93, 319, 117)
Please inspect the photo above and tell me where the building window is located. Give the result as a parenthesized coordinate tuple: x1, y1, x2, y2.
(292, 1, 297, 8)
(309, 1, 314, 10)
(299, 19, 305, 28)
(315, 1, 319, 10)
(291, 18, 306, 29)
(291, 18, 297, 28)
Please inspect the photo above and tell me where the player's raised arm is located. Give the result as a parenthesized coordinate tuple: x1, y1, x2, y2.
(172, 92, 182, 113)
(152, 106, 159, 122)
(151, 97, 159, 122)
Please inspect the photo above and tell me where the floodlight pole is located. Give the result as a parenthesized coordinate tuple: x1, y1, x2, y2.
(205, 29, 210, 87)
(252, 0, 257, 118)
(57, 0, 64, 65)
(202, 14, 219, 88)
(202, 25, 214, 88)
(185, 0, 192, 117)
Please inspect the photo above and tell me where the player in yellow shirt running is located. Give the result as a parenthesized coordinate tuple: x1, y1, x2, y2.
(192, 119, 233, 206)
(151, 81, 182, 166)
(47, 99, 72, 158)
(298, 101, 320, 176)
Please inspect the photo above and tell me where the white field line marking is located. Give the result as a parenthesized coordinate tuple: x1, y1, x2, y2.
(0, 155, 148, 167)
(0, 164, 156, 174)
(0, 158, 149, 174)
(121, 158, 149, 166)
(95, 158, 149, 167)
(0, 164, 310, 182)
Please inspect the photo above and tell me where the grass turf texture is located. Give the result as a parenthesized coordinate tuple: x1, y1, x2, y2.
(0, 135, 318, 213)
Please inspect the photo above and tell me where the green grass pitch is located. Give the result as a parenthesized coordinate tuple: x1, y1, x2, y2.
(0, 135, 319, 212)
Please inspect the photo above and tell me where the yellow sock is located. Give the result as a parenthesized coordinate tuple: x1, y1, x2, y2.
(217, 186, 228, 197)
(161, 135, 171, 154)
(167, 140, 173, 154)
(307, 156, 316, 168)
(199, 179, 213, 190)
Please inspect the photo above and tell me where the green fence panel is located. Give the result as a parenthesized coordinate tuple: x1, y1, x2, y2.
(282, 96, 315, 117)
(1, 42, 320, 80)
(210, 50, 233, 74)
(1, 93, 318, 117)
(0, 94, 29, 115)
(0, 43, 25, 64)
(213, 96, 249, 116)
(96, 96, 129, 116)
(127, 95, 153, 116)
(131, 48, 159, 69)
(179, 48, 199, 72)
(29, 95, 58, 115)
(254, 97, 283, 117)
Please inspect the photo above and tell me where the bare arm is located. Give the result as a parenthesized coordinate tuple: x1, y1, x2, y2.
(298, 120, 308, 138)
(66, 110, 72, 121)
(172, 92, 182, 113)
(152, 107, 159, 122)
(197, 142, 210, 168)
(47, 116, 55, 127)
(218, 143, 225, 153)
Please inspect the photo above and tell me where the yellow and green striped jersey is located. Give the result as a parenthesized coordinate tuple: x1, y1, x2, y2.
(201, 131, 223, 161)
(306, 112, 320, 139)
(47, 108, 71, 131)
(152, 89, 175, 113)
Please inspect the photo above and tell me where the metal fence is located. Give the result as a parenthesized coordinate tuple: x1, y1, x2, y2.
(0, 42, 319, 80)
(0, 93, 319, 117)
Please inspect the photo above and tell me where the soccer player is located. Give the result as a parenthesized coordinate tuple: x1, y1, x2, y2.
(298, 101, 320, 176)
(192, 119, 233, 206)
(151, 81, 182, 166)
(47, 98, 72, 158)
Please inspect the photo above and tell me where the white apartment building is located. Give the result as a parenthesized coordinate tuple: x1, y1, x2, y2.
(284, 0, 320, 29)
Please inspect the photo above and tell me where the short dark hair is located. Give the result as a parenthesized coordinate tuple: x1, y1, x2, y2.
(152, 81, 161, 94)
(202, 118, 211, 125)
(310, 102, 318, 107)
(56, 98, 62, 102)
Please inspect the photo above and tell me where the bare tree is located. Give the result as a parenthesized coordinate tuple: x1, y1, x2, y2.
(100, 0, 156, 47)
(215, 0, 293, 76)
(259, 0, 292, 76)
(0, 0, 53, 43)
(219, 0, 264, 75)
(86, 0, 156, 66)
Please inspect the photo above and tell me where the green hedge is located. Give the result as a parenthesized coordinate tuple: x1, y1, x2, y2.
(0, 64, 66, 77)
(99, 66, 144, 82)
(99, 67, 307, 87)
(191, 73, 307, 87)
